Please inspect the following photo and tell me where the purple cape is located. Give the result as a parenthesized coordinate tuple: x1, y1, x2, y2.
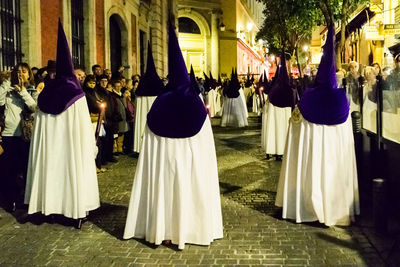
(147, 21, 207, 138)
(268, 53, 297, 108)
(38, 20, 84, 115)
(297, 24, 349, 125)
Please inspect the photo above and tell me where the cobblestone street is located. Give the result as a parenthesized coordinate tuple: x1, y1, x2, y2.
(0, 121, 387, 266)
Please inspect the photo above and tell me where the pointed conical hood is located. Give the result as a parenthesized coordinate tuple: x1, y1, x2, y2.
(203, 72, 211, 92)
(135, 41, 165, 96)
(209, 71, 217, 89)
(217, 75, 222, 86)
(190, 65, 201, 95)
(268, 52, 297, 108)
(167, 21, 190, 90)
(38, 20, 84, 115)
(297, 24, 349, 125)
(147, 20, 207, 138)
(225, 68, 240, 98)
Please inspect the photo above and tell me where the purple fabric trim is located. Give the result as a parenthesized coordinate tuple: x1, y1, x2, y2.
(297, 24, 349, 125)
(146, 21, 207, 138)
(38, 21, 85, 115)
(268, 53, 297, 108)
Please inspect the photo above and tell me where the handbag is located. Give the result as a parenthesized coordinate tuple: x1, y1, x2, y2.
(20, 106, 34, 142)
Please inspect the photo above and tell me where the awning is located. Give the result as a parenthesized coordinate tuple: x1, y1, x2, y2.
(335, 6, 375, 41)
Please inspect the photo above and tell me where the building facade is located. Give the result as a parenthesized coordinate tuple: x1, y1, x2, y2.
(0, 0, 177, 78)
(177, 0, 265, 78)
(0, 0, 264, 79)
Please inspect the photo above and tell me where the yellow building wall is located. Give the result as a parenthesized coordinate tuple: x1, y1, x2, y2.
(219, 0, 238, 77)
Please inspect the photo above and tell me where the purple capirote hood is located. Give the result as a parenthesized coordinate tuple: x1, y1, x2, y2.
(146, 20, 207, 138)
(38, 20, 84, 115)
(135, 41, 165, 96)
(267, 53, 297, 108)
(297, 24, 349, 125)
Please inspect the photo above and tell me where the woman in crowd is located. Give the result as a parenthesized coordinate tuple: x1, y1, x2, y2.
(0, 63, 37, 212)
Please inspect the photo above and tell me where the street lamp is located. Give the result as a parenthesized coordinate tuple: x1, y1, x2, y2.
(247, 22, 253, 32)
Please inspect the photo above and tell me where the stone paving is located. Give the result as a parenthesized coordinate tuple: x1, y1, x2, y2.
(0, 121, 391, 266)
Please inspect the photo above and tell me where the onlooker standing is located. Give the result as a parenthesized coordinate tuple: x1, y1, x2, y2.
(96, 74, 119, 164)
(0, 63, 37, 212)
(104, 69, 112, 80)
(74, 68, 86, 87)
(92, 64, 103, 79)
(345, 61, 360, 111)
(110, 79, 128, 154)
(122, 79, 135, 154)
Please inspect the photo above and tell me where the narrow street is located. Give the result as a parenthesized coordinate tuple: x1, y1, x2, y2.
(0, 116, 385, 266)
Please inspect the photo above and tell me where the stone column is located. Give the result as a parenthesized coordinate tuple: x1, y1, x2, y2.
(83, 0, 97, 72)
(62, 0, 72, 48)
(21, 0, 42, 67)
(211, 10, 219, 77)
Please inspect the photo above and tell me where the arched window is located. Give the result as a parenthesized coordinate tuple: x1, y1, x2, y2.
(178, 17, 200, 34)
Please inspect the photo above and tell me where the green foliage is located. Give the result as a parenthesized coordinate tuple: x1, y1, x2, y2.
(256, 0, 322, 54)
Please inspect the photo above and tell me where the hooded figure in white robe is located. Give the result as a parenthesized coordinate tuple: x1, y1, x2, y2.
(221, 69, 248, 127)
(24, 21, 99, 227)
(261, 52, 297, 158)
(133, 41, 165, 153)
(123, 21, 223, 250)
(275, 24, 359, 226)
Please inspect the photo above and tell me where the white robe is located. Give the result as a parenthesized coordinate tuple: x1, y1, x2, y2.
(221, 96, 248, 128)
(123, 117, 223, 249)
(206, 89, 217, 117)
(25, 97, 100, 219)
(275, 108, 360, 226)
(239, 88, 249, 118)
(261, 100, 291, 155)
(134, 96, 157, 153)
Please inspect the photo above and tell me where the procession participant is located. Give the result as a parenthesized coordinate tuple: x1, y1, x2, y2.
(133, 41, 164, 153)
(275, 24, 359, 226)
(123, 21, 223, 249)
(25, 21, 99, 229)
(220, 69, 248, 127)
(261, 52, 297, 160)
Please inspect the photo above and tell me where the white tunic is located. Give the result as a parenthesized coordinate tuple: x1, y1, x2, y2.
(123, 117, 223, 249)
(239, 88, 249, 118)
(134, 96, 157, 153)
(221, 96, 249, 128)
(206, 89, 217, 117)
(25, 97, 100, 219)
(275, 108, 360, 226)
(261, 100, 291, 155)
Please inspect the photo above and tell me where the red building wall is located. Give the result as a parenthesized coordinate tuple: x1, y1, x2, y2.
(40, 0, 62, 67)
(96, 0, 105, 67)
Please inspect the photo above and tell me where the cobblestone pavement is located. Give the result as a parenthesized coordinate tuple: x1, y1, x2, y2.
(0, 123, 388, 266)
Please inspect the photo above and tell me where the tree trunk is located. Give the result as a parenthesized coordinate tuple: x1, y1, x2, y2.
(295, 46, 302, 78)
(337, 0, 349, 69)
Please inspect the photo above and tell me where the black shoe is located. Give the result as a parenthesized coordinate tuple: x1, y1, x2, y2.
(5, 202, 16, 213)
(75, 217, 87, 229)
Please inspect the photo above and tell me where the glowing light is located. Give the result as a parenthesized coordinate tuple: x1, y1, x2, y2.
(100, 103, 105, 108)
(303, 45, 309, 51)
(258, 39, 263, 45)
(247, 23, 253, 32)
